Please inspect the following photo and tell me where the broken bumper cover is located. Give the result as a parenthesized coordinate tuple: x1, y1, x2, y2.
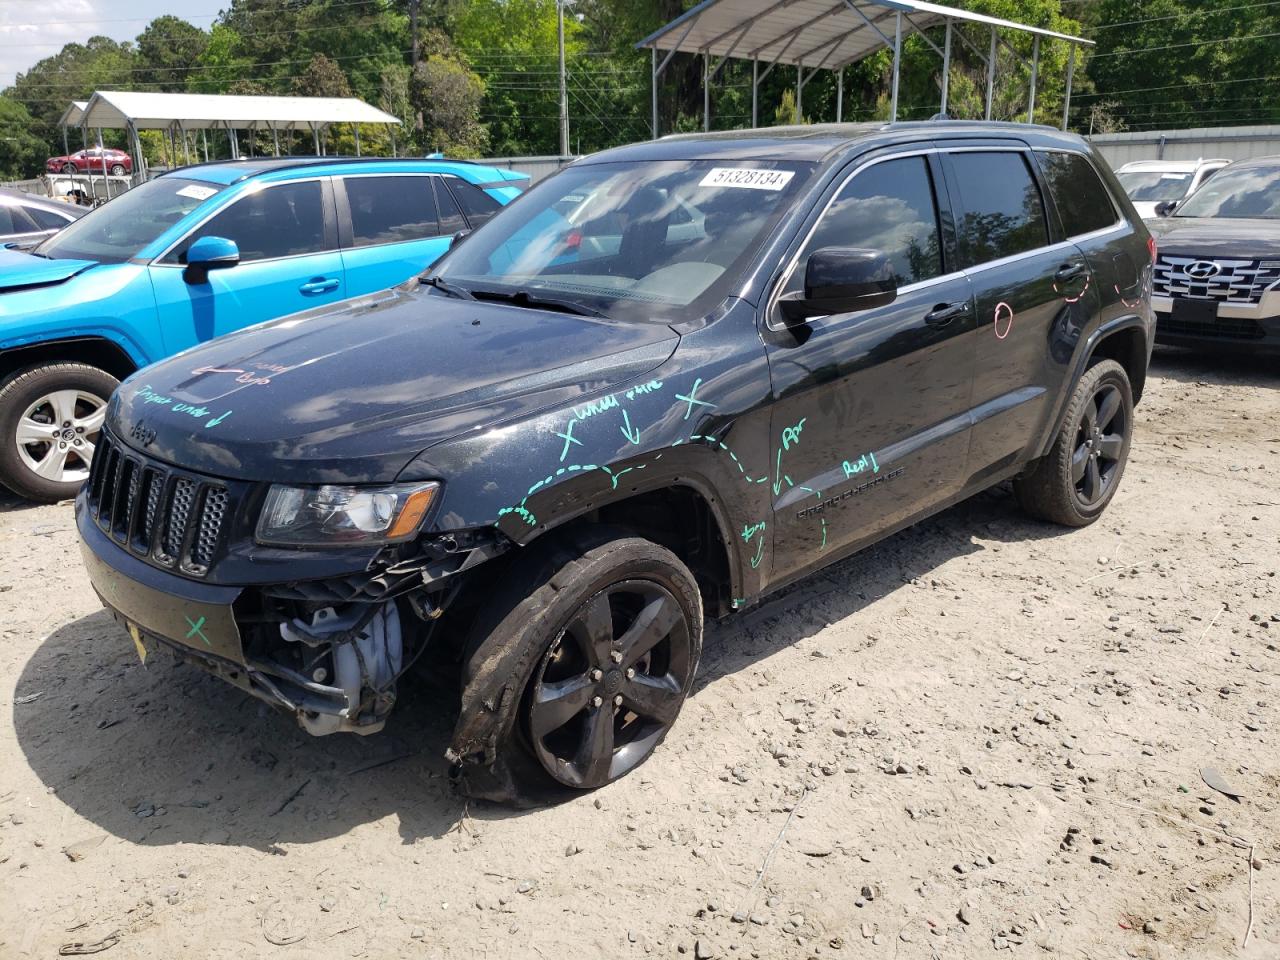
(77, 507, 374, 733)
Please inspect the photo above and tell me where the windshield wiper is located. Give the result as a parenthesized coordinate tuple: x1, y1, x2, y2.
(419, 275, 474, 300)
(471, 288, 605, 318)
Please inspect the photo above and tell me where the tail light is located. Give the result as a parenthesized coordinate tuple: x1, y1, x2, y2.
(1147, 234, 1157, 265)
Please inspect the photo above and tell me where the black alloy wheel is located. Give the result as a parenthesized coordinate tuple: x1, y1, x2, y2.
(1072, 382, 1127, 507)
(1014, 358, 1134, 527)
(527, 579, 694, 789)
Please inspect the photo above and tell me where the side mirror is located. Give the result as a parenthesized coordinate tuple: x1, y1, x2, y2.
(1153, 200, 1178, 218)
(777, 247, 897, 324)
(184, 235, 240, 284)
(450, 229, 472, 250)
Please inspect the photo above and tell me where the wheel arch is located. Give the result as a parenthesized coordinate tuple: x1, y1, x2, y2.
(0, 336, 140, 386)
(529, 478, 740, 620)
(1086, 321, 1149, 405)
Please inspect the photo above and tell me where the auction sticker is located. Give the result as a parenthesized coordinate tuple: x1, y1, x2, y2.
(699, 167, 794, 191)
(176, 184, 219, 201)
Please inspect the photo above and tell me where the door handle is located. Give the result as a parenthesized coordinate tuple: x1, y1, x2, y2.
(299, 277, 340, 295)
(1054, 263, 1086, 283)
(924, 301, 971, 327)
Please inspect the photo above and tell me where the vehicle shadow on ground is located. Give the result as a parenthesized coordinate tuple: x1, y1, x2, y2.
(1150, 346, 1280, 387)
(13, 485, 1065, 850)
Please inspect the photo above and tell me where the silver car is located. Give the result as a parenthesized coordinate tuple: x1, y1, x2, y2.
(0, 188, 84, 251)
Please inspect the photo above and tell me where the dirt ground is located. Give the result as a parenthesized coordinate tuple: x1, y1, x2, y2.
(1, 348, 1277, 960)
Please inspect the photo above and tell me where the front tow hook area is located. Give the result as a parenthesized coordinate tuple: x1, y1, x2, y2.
(252, 603, 404, 737)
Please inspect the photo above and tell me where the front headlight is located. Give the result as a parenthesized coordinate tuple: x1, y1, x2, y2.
(256, 482, 439, 547)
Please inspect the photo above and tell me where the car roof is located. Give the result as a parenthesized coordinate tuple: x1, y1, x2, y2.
(1213, 154, 1280, 172)
(1116, 158, 1230, 172)
(577, 120, 1095, 166)
(163, 155, 528, 187)
(0, 186, 82, 214)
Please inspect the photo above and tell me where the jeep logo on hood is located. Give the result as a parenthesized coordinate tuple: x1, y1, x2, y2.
(129, 420, 157, 447)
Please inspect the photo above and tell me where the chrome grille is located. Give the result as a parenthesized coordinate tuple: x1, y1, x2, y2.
(1153, 256, 1280, 304)
(86, 431, 231, 578)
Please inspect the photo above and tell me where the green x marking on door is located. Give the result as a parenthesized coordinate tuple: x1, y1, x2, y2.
(185, 615, 210, 647)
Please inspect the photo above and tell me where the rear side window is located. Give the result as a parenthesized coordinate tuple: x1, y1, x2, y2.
(175, 180, 326, 263)
(345, 175, 441, 246)
(788, 155, 943, 290)
(1037, 151, 1118, 237)
(0, 205, 35, 234)
(446, 178, 502, 228)
(433, 179, 467, 235)
(24, 205, 73, 230)
(948, 152, 1049, 265)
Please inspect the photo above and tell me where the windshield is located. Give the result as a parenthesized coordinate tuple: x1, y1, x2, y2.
(429, 159, 815, 322)
(1175, 164, 1280, 219)
(1116, 170, 1192, 202)
(34, 177, 225, 264)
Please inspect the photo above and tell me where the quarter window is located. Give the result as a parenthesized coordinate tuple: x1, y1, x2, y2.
(433, 179, 467, 235)
(174, 180, 327, 263)
(788, 155, 943, 292)
(24, 205, 73, 230)
(1037, 151, 1118, 237)
(446, 178, 503, 228)
(0, 205, 35, 234)
(949, 152, 1049, 264)
(345, 175, 440, 246)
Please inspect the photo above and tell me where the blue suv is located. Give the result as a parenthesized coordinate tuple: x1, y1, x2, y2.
(0, 157, 526, 501)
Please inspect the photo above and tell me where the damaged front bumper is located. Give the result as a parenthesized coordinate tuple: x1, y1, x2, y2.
(78, 509, 409, 737)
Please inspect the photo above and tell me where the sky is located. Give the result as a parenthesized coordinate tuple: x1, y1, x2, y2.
(0, 0, 197, 87)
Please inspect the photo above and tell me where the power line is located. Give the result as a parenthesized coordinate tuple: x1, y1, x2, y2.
(1087, 0, 1280, 31)
(1089, 29, 1280, 58)
(1072, 73, 1280, 100)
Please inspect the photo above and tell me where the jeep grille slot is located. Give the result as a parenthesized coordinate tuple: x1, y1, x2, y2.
(85, 430, 231, 578)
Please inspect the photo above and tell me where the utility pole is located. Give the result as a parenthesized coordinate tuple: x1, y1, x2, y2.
(558, 0, 570, 157)
(409, 0, 420, 67)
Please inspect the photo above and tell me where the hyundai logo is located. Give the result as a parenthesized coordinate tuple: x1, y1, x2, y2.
(1185, 260, 1221, 280)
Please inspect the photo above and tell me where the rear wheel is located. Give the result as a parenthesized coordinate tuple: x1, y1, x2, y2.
(457, 531, 702, 799)
(61, 163, 76, 174)
(1014, 359, 1133, 527)
(109, 163, 126, 176)
(0, 363, 117, 502)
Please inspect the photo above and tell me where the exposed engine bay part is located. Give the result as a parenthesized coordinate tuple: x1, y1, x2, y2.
(249, 603, 403, 737)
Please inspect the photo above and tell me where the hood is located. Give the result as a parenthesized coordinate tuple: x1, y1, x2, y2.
(1147, 217, 1280, 259)
(1131, 201, 1160, 221)
(0, 248, 97, 292)
(108, 284, 680, 484)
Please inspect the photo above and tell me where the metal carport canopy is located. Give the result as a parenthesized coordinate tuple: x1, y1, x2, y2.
(637, 0, 1092, 134)
(78, 90, 401, 132)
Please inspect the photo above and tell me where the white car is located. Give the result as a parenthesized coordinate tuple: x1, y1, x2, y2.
(1114, 158, 1230, 220)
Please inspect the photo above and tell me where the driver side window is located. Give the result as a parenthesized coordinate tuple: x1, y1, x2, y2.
(786, 155, 943, 294)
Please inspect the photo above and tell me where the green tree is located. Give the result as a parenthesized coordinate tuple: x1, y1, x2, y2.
(293, 53, 355, 98)
(412, 54, 488, 155)
(136, 16, 209, 91)
(0, 97, 49, 179)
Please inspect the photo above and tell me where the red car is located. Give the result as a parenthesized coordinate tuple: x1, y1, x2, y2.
(45, 148, 132, 176)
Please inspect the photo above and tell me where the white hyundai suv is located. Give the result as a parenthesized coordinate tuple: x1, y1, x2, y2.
(1114, 158, 1230, 220)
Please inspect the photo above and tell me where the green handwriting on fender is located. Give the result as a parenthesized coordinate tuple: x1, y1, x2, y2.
(842, 452, 880, 478)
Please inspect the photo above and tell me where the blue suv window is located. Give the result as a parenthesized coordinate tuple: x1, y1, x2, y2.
(346, 175, 441, 247)
(170, 180, 327, 263)
(446, 177, 502, 228)
(433, 179, 467, 235)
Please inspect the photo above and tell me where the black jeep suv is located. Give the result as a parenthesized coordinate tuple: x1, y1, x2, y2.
(76, 122, 1154, 800)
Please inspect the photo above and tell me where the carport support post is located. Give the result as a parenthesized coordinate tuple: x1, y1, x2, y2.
(889, 12, 902, 122)
(836, 68, 843, 122)
(270, 122, 280, 157)
(703, 51, 710, 132)
(941, 20, 952, 116)
(390, 127, 397, 157)
(201, 129, 208, 162)
(651, 48, 659, 139)
(1062, 44, 1076, 131)
(1027, 35, 1040, 123)
(354, 124, 361, 156)
(62, 126, 69, 156)
(181, 123, 191, 166)
(312, 123, 321, 155)
(751, 58, 759, 127)
(96, 128, 110, 201)
(985, 26, 997, 120)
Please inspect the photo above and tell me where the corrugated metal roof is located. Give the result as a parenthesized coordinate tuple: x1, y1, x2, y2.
(637, 0, 1091, 68)
(76, 91, 401, 131)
